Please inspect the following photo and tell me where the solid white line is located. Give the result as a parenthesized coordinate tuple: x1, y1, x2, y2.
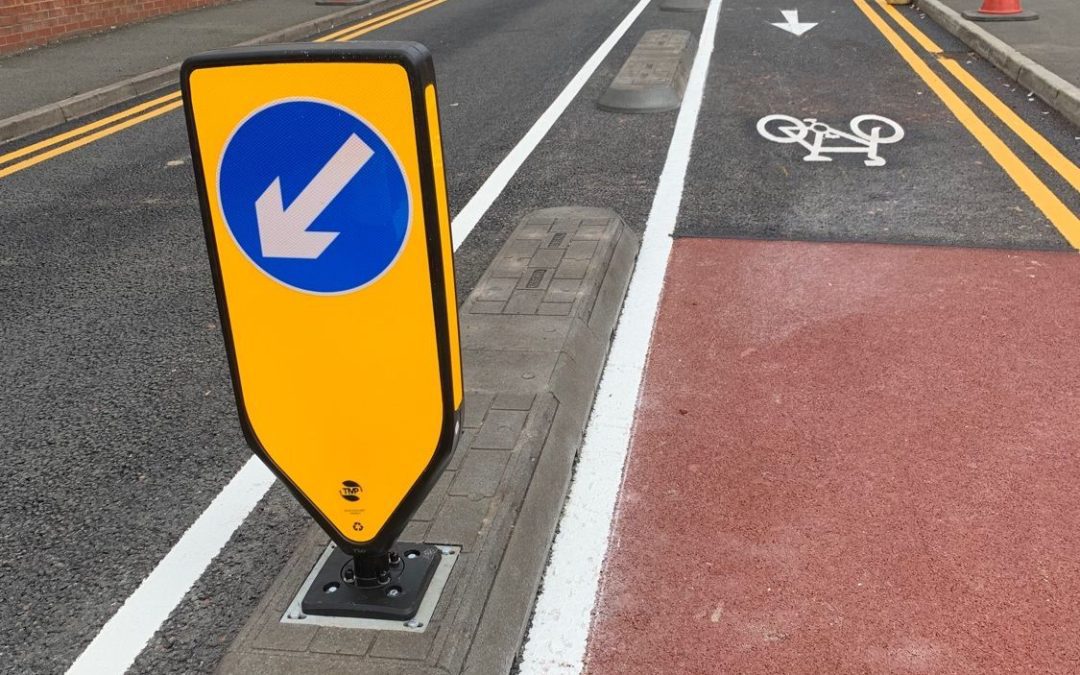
(66, 457, 276, 675)
(450, 0, 654, 249)
(516, 0, 723, 672)
(64, 0, 661, 672)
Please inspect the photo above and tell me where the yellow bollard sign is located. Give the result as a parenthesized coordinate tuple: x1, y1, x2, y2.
(181, 43, 462, 554)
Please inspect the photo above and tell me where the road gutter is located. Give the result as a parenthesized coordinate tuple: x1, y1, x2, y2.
(917, 0, 1080, 128)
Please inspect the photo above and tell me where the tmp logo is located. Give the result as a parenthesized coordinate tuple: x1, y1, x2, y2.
(339, 480, 363, 502)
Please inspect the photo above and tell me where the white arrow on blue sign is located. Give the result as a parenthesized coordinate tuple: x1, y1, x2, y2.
(218, 99, 411, 294)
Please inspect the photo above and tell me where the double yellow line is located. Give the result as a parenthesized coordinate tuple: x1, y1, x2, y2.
(856, 0, 1080, 248)
(0, 93, 184, 180)
(0, 0, 446, 181)
(314, 0, 447, 42)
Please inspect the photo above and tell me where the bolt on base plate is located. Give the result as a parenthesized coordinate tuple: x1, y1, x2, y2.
(301, 542, 441, 621)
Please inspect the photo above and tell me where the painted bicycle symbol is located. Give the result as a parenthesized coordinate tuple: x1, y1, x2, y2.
(757, 114, 905, 167)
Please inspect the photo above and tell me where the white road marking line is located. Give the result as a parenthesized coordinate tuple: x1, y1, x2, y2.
(66, 458, 275, 675)
(65, 0, 660, 671)
(450, 0, 654, 249)
(516, 0, 723, 672)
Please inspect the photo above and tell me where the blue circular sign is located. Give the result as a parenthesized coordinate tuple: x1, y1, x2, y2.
(218, 99, 410, 294)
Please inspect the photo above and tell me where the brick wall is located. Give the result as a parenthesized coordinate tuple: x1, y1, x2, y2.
(0, 0, 233, 56)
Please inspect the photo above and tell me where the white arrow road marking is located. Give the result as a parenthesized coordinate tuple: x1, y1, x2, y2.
(771, 9, 817, 36)
(255, 133, 373, 259)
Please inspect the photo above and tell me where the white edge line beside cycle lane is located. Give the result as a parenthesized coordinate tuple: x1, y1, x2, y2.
(64, 0, 657, 671)
(517, 0, 722, 671)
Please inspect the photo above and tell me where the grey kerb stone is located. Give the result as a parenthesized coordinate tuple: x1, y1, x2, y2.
(216, 207, 639, 675)
(918, 0, 1080, 129)
(660, 0, 708, 12)
(597, 29, 697, 114)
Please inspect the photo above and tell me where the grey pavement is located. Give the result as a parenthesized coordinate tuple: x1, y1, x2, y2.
(937, 0, 1079, 90)
(0, 0, 381, 119)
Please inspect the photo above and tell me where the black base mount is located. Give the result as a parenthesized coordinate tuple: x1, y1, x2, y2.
(301, 542, 442, 621)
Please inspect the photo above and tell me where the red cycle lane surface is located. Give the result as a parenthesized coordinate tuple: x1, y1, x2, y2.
(585, 238, 1080, 674)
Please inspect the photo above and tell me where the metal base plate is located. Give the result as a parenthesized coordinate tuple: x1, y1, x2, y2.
(282, 543, 459, 632)
(300, 542, 441, 621)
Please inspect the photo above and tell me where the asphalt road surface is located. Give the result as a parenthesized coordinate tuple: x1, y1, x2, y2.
(1, 0, 1077, 672)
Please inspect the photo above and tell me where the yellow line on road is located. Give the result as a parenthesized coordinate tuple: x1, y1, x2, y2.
(329, 0, 447, 42)
(877, 0, 1080, 194)
(0, 101, 183, 180)
(315, 0, 438, 42)
(854, 0, 1080, 248)
(0, 92, 181, 168)
(0, 0, 444, 179)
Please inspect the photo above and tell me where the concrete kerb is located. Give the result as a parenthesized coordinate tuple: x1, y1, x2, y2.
(0, 0, 400, 146)
(660, 0, 708, 12)
(917, 0, 1080, 128)
(463, 214, 639, 675)
(597, 29, 696, 114)
(215, 207, 638, 674)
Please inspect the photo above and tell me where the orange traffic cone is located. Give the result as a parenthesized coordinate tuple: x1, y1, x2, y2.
(963, 0, 1038, 21)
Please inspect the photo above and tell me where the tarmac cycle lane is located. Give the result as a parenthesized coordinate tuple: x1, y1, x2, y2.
(678, 0, 1079, 249)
